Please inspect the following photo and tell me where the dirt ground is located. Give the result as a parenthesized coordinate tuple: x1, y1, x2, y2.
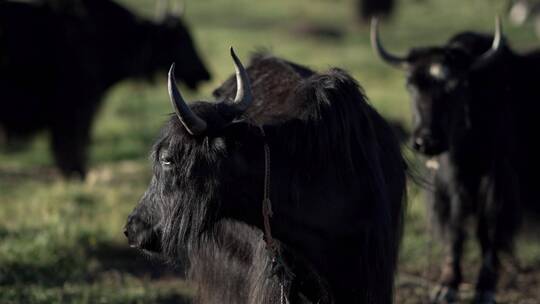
(396, 261, 540, 304)
(111, 246, 540, 304)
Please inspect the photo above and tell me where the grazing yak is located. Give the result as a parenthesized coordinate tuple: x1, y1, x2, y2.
(372, 18, 540, 303)
(0, 0, 210, 178)
(125, 49, 407, 303)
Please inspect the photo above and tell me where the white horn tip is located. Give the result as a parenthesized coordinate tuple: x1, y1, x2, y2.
(493, 15, 503, 48)
(168, 63, 176, 77)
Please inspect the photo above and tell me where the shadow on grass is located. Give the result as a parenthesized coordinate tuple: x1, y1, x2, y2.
(86, 242, 185, 281)
(1, 286, 192, 304)
(150, 294, 192, 304)
(0, 235, 191, 302)
(0, 238, 184, 287)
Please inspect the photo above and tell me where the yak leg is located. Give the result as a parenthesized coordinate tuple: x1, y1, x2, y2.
(431, 190, 466, 303)
(441, 222, 465, 287)
(474, 160, 522, 304)
(434, 222, 465, 303)
(50, 111, 93, 179)
(474, 171, 520, 304)
(474, 215, 499, 304)
(0, 127, 5, 146)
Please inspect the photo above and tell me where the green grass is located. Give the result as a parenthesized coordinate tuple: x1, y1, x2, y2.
(1, 0, 540, 303)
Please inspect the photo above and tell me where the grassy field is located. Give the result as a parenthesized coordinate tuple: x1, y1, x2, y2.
(1, 0, 540, 303)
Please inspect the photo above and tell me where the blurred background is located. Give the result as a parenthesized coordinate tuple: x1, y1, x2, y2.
(1, 0, 540, 303)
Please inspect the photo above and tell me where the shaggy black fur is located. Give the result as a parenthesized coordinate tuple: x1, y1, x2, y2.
(0, 0, 210, 178)
(383, 30, 540, 303)
(126, 54, 406, 303)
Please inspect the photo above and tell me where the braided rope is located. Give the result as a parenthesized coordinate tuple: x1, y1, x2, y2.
(258, 126, 291, 304)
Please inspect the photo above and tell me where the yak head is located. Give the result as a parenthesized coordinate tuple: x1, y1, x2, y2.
(371, 18, 505, 156)
(152, 1, 211, 90)
(125, 48, 263, 260)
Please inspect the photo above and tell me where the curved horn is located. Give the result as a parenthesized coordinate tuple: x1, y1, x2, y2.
(472, 16, 504, 69)
(370, 17, 409, 69)
(168, 63, 207, 135)
(229, 47, 253, 112)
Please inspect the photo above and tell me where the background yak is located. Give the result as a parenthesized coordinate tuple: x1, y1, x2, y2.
(125, 49, 406, 303)
(372, 18, 540, 303)
(0, 0, 210, 178)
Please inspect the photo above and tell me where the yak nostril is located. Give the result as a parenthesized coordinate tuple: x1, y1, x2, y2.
(123, 227, 129, 238)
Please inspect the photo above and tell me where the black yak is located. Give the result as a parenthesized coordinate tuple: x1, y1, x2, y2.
(0, 0, 210, 178)
(372, 18, 540, 303)
(125, 49, 407, 303)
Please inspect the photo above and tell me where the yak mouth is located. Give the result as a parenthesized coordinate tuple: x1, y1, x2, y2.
(124, 217, 163, 254)
(129, 230, 162, 253)
(414, 143, 448, 156)
(126, 228, 162, 252)
(411, 137, 448, 156)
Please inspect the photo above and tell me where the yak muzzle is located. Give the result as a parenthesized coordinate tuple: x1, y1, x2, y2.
(124, 214, 162, 253)
(412, 129, 447, 156)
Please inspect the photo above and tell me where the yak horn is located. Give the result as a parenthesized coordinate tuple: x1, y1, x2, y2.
(229, 47, 253, 113)
(370, 17, 409, 69)
(472, 16, 504, 70)
(168, 63, 207, 135)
